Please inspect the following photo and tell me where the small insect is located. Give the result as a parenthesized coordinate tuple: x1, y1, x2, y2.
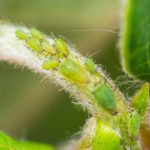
(54, 38, 68, 56)
(85, 58, 96, 73)
(16, 29, 28, 40)
(94, 84, 116, 112)
(42, 58, 60, 70)
(60, 58, 89, 84)
(27, 38, 41, 52)
(30, 28, 44, 40)
(41, 40, 56, 55)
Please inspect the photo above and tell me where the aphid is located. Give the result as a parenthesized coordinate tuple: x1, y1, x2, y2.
(92, 121, 121, 150)
(16, 29, 28, 40)
(41, 40, 56, 55)
(60, 58, 88, 84)
(40, 51, 49, 57)
(94, 84, 116, 112)
(27, 38, 41, 52)
(54, 52, 67, 58)
(54, 38, 68, 56)
(85, 58, 96, 73)
(42, 58, 60, 70)
(30, 28, 44, 40)
(128, 111, 140, 137)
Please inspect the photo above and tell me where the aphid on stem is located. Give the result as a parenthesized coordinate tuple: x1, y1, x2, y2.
(85, 58, 96, 73)
(60, 58, 89, 84)
(94, 84, 116, 112)
(42, 58, 60, 70)
(16, 29, 28, 40)
(54, 38, 69, 56)
(41, 40, 56, 55)
(27, 38, 41, 52)
(30, 28, 44, 40)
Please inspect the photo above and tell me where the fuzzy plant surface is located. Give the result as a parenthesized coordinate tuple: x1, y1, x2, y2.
(0, 0, 150, 149)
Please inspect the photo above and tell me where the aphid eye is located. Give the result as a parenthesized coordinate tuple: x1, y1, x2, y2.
(30, 28, 44, 40)
(41, 40, 56, 55)
(42, 58, 60, 70)
(27, 38, 41, 52)
(60, 58, 88, 84)
(16, 29, 28, 40)
(85, 58, 96, 73)
(94, 84, 116, 112)
(54, 38, 68, 55)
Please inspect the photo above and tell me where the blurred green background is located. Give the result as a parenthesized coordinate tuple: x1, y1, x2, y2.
(0, 0, 122, 147)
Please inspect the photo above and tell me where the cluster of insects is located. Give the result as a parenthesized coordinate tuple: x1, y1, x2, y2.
(16, 28, 117, 114)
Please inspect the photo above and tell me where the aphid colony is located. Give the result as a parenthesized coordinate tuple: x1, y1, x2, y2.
(16, 28, 117, 113)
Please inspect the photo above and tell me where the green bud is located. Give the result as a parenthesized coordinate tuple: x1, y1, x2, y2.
(128, 111, 141, 137)
(131, 83, 149, 117)
(92, 121, 122, 150)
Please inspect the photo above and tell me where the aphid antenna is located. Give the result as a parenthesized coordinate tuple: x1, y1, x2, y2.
(50, 32, 56, 40)
(40, 75, 49, 83)
(87, 49, 102, 58)
(21, 65, 25, 72)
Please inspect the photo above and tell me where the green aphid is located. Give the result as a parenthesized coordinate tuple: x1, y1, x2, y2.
(41, 51, 49, 57)
(94, 84, 116, 112)
(42, 59, 60, 70)
(92, 121, 121, 150)
(60, 58, 88, 84)
(85, 58, 96, 73)
(41, 40, 56, 55)
(54, 38, 68, 55)
(54, 52, 65, 58)
(128, 111, 141, 137)
(27, 38, 41, 52)
(30, 28, 44, 40)
(16, 29, 28, 40)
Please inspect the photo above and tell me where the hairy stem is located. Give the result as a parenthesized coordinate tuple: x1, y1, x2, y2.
(0, 22, 143, 150)
(0, 22, 126, 115)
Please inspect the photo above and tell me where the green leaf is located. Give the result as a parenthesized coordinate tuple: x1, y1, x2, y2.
(128, 111, 141, 137)
(0, 131, 55, 150)
(120, 0, 150, 81)
(92, 121, 122, 150)
(131, 83, 149, 117)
